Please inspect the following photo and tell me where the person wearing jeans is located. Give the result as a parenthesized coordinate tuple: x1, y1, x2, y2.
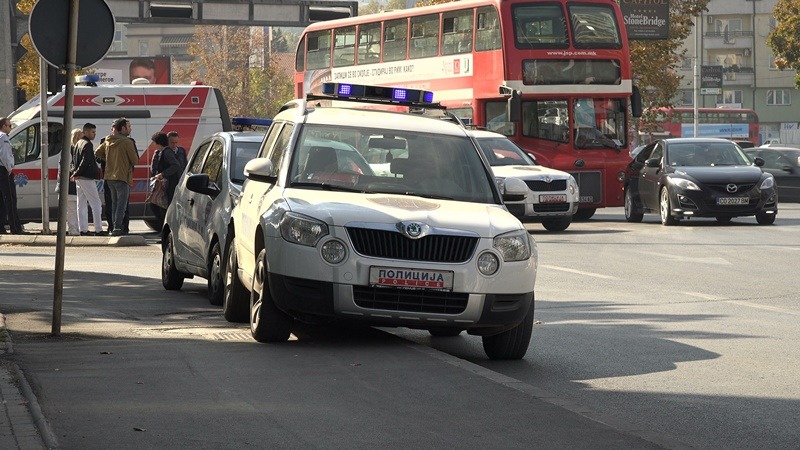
(95, 118, 138, 236)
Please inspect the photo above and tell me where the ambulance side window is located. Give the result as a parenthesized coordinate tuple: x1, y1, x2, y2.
(47, 123, 63, 157)
(8, 122, 63, 164)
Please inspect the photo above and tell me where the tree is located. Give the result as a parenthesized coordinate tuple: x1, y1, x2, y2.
(359, 0, 408, 16)
(175, 26, 295, 118)
(767, 0, 800, 88)
(15, 0, 38, 101)
(631, 1, 709, 130)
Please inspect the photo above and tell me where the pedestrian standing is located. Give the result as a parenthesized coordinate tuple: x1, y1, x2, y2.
(71, 123, 105, 235)
(95, 118, 137, 236)
(150, 131, 181, 224)
(59, 128, 81, 236)
(166, 131, 188, 172)
(0, 117, 25, 235)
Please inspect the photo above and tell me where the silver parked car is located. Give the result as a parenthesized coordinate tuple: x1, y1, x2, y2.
(161, 132, 262, 304)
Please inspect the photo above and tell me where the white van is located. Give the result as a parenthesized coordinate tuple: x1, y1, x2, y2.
(5, 81, 231, 227)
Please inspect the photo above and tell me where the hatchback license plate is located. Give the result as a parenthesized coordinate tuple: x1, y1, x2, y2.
(717, 197, 749, 205)
(369, 266, 453, 291)
(540, 194, 567, 203)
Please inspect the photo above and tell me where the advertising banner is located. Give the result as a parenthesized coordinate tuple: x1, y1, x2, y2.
(701, 65, 723, 95)
(619, 0, 670, 40)
(89, 56, 172, 84)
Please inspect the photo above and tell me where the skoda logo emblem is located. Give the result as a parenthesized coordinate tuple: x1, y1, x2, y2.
(405, 222, 423, 238)
(726, 184, 738, 193)
(544, 176, 552, 183)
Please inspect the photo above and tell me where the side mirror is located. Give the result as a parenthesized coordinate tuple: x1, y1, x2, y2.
(752, 156, 765, 167)
(631, 85, 643, 118)
(644, 158, 661, 168)
(186, 173, 221, 197)
(502, 177, 528, 202)
(243, 158, 275, 182)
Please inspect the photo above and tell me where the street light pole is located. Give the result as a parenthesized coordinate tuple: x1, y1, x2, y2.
(694, 13, 701, 138)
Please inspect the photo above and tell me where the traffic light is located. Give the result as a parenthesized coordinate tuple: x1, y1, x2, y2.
(10, 2, 28, 64)
(46, 66, 66, 95)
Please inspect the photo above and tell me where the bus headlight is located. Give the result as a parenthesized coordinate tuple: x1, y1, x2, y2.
(493, 229, 531, 262)
(279, 212, 328, 246)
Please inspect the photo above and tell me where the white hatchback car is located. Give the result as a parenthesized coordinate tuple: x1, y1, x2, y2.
(470, 130, 579, 231)
(225, 83, 538, 360)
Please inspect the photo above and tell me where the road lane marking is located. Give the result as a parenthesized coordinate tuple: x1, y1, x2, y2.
(540, 264, 620, 280)
(682, 292, 800, 316)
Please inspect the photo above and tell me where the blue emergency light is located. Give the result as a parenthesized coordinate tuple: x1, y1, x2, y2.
(75, 74, 101, 84)
(232, 117, 273, 127)
(319, 82, 436, 106)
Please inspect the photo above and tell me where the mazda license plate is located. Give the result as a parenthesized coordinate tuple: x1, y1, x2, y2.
(717, 197, 749, 205)
(539, 194, 567, 203)
(369, 267, 453, 291)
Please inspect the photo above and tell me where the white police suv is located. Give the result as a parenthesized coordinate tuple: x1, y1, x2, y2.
(224, 83, 538, 359)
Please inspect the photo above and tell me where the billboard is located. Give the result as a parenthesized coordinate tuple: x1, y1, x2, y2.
(89, 56, 172, 84)
(700, 65, 723, 95)
(619, 0, 670, 40)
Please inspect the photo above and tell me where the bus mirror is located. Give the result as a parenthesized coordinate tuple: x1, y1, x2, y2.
(631, 86, 643, 118)
(507, 90, 521, 122)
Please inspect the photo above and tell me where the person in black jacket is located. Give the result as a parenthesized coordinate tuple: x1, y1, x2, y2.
(150, 131, 181, 224)
(71, 123, 105, 235)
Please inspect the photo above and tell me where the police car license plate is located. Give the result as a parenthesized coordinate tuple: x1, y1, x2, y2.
(539, 194, 567, 203)
(369, 267, 454, 291)
(717, 197, 749, 205)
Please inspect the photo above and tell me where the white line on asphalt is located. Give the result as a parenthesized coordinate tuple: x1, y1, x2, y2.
(682, 292, 800, 315)
(540, 264, 620, 280)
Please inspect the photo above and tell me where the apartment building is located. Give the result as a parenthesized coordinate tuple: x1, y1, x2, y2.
(678, 0, 800, 144)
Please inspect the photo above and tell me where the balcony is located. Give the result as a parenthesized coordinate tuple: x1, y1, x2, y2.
(703, 30, 754, 50)
(722, 65, 754, 87)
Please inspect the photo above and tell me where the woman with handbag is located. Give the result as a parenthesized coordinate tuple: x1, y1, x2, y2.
(149, 131, 181, 224)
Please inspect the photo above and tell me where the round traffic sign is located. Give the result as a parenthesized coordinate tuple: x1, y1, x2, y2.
(28, 0, 115, 69)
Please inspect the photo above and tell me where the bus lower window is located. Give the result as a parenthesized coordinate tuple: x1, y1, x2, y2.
(522, 100, 569, 143)
(383, 19, 408, 62)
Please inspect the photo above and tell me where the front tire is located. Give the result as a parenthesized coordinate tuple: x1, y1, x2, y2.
(207, 241, 224, 306)
(659, 187, 677, 226)
(624, 189, 644, 223)
(429, 328, 463, 337)
(756, 211, 776, 225)
(223, 238, 249, 323)
(541, 217, 571, 231)
(250, 249, 294, 343)
(482, 301, 535, 360)
(162, 232, 185, 290)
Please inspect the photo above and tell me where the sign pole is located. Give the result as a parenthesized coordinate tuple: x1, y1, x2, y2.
(39, 58, 50, 234)
(694, 14, 700, 138)
(52, 0, 81, 336)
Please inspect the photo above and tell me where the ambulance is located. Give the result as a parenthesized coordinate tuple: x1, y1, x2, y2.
(5, 77, 232, 228)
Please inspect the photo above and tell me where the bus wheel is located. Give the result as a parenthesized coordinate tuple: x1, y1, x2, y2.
(573, 208, 596, 221)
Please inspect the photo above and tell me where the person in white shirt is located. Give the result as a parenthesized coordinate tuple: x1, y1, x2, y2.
(0, 117, 25, 234)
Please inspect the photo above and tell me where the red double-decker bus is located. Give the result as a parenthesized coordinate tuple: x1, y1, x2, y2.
(294, 0, 639, 218)
(639, 107, 760, 147)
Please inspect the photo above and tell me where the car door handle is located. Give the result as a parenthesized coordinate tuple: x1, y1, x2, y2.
(189, 198, 194, 207)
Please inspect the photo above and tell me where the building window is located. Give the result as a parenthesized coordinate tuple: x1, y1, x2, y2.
(715, 90, 742, 107)
(679, 90, 693, 106)
(767, 90, 791, 106)
(680, 57, 692, 71)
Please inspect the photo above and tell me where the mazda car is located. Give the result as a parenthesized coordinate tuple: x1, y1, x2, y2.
(624, 138, 777, 225)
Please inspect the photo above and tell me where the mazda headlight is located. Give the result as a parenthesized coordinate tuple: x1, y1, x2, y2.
(760, 176, 774, 190)
(279, 212, 328, 246)
(671, 178, 701, 191)
(493, 229, 531, 262)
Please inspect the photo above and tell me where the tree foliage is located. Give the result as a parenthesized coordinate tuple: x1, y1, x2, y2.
(174, 26, 295, 118)
(631, 0, 709, 126)
(767, 0, 800, 88)
(359, 0, 408, 16)
(15, 0, 39, 100)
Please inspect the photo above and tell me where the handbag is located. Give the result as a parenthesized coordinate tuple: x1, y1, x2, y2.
(147, 176, 169, 209)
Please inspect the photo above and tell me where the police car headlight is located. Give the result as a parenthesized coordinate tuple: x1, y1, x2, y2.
(568, 176, 578, 195)
(321, 239, 347, 264)
(493, 229, 531, 262)
(477, 252, 499, 275)
(279, 212, 328, 246)
(760, 176, 774, 190)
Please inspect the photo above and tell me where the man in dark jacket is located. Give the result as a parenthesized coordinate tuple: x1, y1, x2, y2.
(167, 131, 188, 171)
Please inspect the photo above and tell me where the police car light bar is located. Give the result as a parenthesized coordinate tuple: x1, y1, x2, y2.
(232, 117, 273, 127)
(75, 74, 101, 85)
(316, 82, 438, 107)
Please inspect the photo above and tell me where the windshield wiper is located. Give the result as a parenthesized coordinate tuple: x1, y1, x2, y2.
(403, 191, 454, 200)
(290, 182, 370, 193)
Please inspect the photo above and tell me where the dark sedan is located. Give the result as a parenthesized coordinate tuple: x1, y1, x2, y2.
(624, 138, 777, 225)
(161, 132, 262, 304)
(744, 146, 800, 202)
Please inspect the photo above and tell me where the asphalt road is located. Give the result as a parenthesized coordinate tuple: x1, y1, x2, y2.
(2, 204, 799, 448)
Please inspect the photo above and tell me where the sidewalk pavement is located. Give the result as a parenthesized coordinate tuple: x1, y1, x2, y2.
(0, 315, 54, 449)
(0, 222, 150, 247)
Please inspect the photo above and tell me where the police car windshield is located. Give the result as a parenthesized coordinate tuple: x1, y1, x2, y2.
(290, 125, 496, 204)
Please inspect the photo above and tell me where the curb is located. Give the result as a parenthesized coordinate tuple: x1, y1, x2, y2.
(0, 234, 147, 247)
(0, 314, 59, 449)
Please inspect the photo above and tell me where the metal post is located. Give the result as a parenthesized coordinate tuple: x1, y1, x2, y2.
(39, 58, 50, 234)
(693, 14, 700, 138)
(53, 0, 81, 336)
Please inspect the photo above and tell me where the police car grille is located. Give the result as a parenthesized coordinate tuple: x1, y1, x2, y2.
(525, 180, 567, 191)
(353, 286, 469, 314)
(347, 228, 478, 263)
(534, 203, 571, 213)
